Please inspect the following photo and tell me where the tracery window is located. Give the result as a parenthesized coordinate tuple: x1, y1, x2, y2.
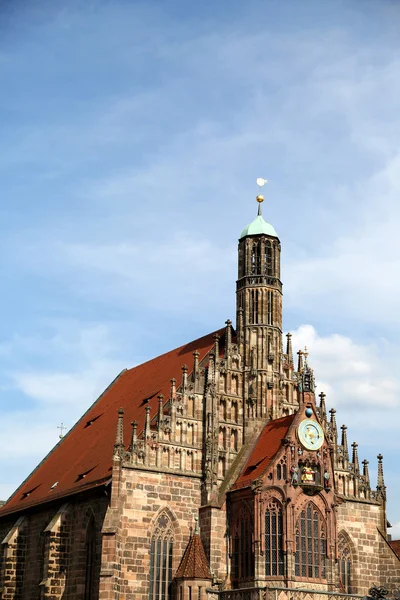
(149, 512, 174, 600)
(265, 501, 284, 576)
(231, 504, 254, 581)
(294, 503, 326, 580)
(338, 533, 353, 593)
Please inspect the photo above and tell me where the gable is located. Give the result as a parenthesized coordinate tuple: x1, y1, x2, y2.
(0, 329, 224, 517)
(232, 414, 295, 490)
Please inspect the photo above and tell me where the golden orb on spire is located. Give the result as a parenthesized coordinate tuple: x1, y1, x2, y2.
(256, 194, 264, 203)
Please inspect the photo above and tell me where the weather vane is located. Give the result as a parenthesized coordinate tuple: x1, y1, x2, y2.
(256, 178, 268, 213)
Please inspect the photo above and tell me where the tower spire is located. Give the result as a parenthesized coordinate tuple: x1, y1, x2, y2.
(236, 181, 281, 429)
(362, 459, 370, 485)
(351, 442, 359, 473)
(319, 392, 327, 422)
(341, 425, 349, 463)
(114, 408, 125, 457)
(286, 333, 294, 366)
(376, 453, 386, 499)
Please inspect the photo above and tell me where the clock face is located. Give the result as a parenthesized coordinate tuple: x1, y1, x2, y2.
(298, 419, 324, 451)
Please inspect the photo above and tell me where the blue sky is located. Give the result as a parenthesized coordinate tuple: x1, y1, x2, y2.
(1, 0, 400, 533)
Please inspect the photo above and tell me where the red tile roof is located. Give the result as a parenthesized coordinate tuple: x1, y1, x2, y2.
(390, 539, 400, 560)
(232, 414, 295, 490)
(175, 532, 212, 580)
(0, 329, 225, 517)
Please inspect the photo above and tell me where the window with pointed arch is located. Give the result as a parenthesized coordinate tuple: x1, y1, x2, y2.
(265, 500, 284, 577)
(338, 532, 353, 593)
(251, 241, 261, 275)
(294, 503, 326, 580)
(84, 515, 97, 600)
(231, 504, 254, 581)
(264, 240, 273, 276)
(149, 511, 174, 600)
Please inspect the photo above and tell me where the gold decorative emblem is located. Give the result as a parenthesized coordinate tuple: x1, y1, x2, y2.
(298, 419, 324, 451)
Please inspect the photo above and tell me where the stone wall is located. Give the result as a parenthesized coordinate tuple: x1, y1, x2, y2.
(336, 498, 400, 595)
(0, 490, 108, 600)
(99, 466, 203, 599)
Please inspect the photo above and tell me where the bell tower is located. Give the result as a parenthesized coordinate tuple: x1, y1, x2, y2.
(236, 189, 283, 428)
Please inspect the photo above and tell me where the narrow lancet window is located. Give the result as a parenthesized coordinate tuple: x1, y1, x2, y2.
(149, 512, 174, 600)
(265, 501, 284, 577)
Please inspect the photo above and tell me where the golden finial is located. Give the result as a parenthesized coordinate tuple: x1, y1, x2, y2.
(256, 178, 268, 206)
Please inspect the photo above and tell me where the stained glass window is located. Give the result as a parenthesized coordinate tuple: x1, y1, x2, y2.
(294, 503, 326, 580)
(265, 502, 284, 577)
(338, 533, 353, 593)
(149, 512, 174, 600)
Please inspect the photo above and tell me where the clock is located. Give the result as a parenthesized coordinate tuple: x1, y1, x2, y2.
(298, 419, 324, 451)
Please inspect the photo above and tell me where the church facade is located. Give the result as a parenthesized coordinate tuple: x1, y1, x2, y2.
(0, 196, 399, 600)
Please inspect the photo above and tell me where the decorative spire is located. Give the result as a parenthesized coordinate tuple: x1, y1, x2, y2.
(351, 442, 359, 473)
(170, 377, 176, 400)
(181, 365, 188, 393)
(225, 319, 232, 356)
(286, 333, 293, 366)
(297, 350, 304, 372)
(303, 346, 309, 367)
(114, 408, 125, 456)
(145, 405, 151, 439)
(158, 394, 164, 425)
(329, 408, 337, 442)
(377, 454, 386, 499)
(362, 459, 370, 485)
(214, 333, 220, 360)
(194, 516, 199, 535)
(341, 425, 349, 462)
(193, 350, 199, 370)
(130, 420, 138, 449)
(319, 392, 327, 422)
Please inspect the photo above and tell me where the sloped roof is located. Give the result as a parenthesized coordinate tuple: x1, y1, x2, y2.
(232, 414, 295, 490)
(390, 539, 400, 560)
(175, 532, 212, 580)
(0, 329, 224, 517)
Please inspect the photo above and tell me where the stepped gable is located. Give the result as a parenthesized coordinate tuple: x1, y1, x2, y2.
(232, 414, 295, 490)
(0, 328, 225, 517)
(175, 531, 212, 580)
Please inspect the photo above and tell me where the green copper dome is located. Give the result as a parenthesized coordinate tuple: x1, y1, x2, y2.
(239, 214, 278, 239)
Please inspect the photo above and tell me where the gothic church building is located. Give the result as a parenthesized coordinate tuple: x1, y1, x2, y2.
(0, 196, 399, 600)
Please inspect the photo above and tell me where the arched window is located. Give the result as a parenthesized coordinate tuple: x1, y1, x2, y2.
(231, 504, 254, 581)
(265, 501, 284, 577)
(294, 503, 326, 579)
(84, 516, 97, 600)
(338, 533, 353, 593)
(149, 511, 174, 600)
(264, 240, 273, 276)
(251, 242, 260, 275)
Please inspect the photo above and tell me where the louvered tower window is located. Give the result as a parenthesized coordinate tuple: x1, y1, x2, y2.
(265, 501, 284, 576)
(264, 240, 273, 276)
(294, 503, 326, 579)
(251, 241, 261, 275)
(338, 533, 353, 593)
(149, 512, 174, 600)
(231, 505, 254, 581)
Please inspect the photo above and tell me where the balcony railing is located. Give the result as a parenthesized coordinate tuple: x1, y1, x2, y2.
(215, 587, 364, 600)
